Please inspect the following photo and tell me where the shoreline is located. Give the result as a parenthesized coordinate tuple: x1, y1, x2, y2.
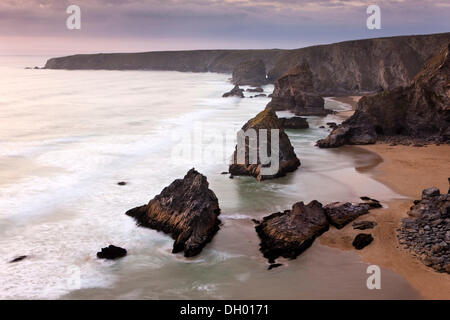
(320, 97, 450, 299)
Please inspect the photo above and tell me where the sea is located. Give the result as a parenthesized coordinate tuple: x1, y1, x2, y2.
(0, 56, 419, 299)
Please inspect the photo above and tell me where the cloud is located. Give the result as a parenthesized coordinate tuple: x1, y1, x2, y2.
(0, 0, 449, 54)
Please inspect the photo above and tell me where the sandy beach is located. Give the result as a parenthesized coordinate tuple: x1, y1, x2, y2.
(321, 96, 450, 299)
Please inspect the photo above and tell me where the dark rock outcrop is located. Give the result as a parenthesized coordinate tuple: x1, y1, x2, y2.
(279, 117, 309, 129)
(44, 33, 450, 96)
(398, 184, 450, 273)
(324, 202, 370, 229)
(126, 169, 221, 257)
(222, 85, 244, 98)
(97, 245, 127, 260)
(117, 181, 127, 186)
(228, 107, 300, 180)
(317, 42, 450, 148)
(232, 60, 267, 86)
(267, 63, 331, 116)
(353, 221, 377, 230)
(256, 201, 329, 262)
(352, 233, 374, 249)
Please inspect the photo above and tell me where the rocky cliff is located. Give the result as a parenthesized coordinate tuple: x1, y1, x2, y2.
(266, 63, 330, 116)
(317, 42, 450, 148)
(44, 33, 450, 95)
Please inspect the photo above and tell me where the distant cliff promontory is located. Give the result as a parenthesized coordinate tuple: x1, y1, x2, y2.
(44, 32, 450, 95)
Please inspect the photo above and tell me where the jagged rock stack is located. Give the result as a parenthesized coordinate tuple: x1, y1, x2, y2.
(228, 107, 301, 180)
(317, 42, 450, 148)
(267, 63, 331, 116)
(126, 169, 221, 257)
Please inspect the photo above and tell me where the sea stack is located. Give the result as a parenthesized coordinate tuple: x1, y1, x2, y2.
(267, 63, 331, 116)
(228, 107, 301, 180)
(317, 42, 450, 148)
(125, 169, 221, 257)
(232, 59, 267, 86)
(256, 201, 329, 262)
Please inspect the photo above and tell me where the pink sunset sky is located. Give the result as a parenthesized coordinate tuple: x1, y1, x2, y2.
(1, 0, 449, 55)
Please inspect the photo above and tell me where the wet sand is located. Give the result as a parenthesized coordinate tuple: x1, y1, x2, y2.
(320, 96, 450, 299)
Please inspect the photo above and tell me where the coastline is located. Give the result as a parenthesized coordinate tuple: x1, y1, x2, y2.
(320, 97, 450, 300)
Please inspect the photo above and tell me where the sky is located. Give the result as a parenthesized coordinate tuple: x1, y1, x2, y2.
(0, 0, 449, 55)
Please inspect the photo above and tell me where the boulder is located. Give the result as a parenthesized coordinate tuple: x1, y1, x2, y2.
(267, 63, 331, 116)
(97, 245, 127, 260)
(317, 42, 450, 148)
(255, 201, 329, 262)
(352, 233, 374, 250)
(324, 202, 370, 229)
(279, 117, 309, 129)
(222, 85, 244, 98)
(228, 107, 301, 180)
(126, 169, 221, 257)
(232, 60, 267, 86)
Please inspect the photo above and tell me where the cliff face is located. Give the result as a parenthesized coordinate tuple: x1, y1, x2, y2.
(44, 33, 450, 95)
(266, 63, 330, 116)
(232, 59, 267, 86)
(317, 42, 450, 148)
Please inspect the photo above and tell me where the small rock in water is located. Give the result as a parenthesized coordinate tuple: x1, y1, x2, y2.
(251, 219, 261, 225)
(9, 255, 27, 263)
(268, 263, 283, 270)
(352, 233, 374, 250)
(352, 221, 377, 230)
(117, 181, 127, 186)
(97, 245, 127, 260)
(220, 171, 229, 175)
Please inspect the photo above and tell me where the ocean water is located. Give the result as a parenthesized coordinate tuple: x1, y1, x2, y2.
(0, 56, 419, 299)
